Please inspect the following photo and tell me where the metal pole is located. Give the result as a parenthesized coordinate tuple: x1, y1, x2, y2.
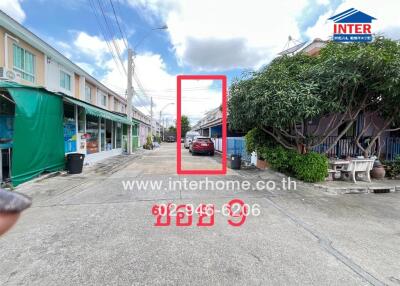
(126, 48, 133, 154)
(150, 97, 153, 140)
(163, 118, 165, 141)
(159, 110, 162, 138)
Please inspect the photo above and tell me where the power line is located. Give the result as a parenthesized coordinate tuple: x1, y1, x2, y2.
(96, 0, 127, 75)
(109, 0, 128, 50)
(137, 87, 219, 92)
(114, 0, 131, 41)
(88, 0, 124, 76)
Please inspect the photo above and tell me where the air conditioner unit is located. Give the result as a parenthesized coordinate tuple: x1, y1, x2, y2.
(0, 67, 21, 82)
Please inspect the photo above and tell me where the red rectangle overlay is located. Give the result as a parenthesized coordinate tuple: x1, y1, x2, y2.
(176, 75, 227, 175)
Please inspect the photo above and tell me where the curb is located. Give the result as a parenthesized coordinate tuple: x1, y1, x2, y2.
(313, 184, 399, 195)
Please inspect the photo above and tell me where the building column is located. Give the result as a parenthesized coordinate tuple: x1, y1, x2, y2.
(74, 104, 79, 153)
(79, 76, 85, 100)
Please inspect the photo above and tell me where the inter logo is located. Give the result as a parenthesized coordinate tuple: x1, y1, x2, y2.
(328, 8, 376, 42)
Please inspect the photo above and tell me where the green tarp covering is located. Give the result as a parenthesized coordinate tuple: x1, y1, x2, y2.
(1, 84, 65, 186)
(64, 96, 132, 125)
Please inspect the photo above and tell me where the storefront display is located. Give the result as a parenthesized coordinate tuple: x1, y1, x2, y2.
(115, 122, 122, 148)
(86, 115, 99, 154)
(63, 103, 77, 153)
(100, 118, 105, 151)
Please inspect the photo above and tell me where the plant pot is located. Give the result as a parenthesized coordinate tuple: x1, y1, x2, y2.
(371, 166, 386, 179)
(257, 159, 268, 169)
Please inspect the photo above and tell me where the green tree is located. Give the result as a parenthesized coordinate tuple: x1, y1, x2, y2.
(229, 53, 331, 153)
(181, 115, 191, 137)
(315, 38, 400, 157)
(229, 37, 400, 156)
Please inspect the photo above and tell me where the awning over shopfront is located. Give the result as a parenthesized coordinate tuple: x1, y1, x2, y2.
(63, 96, 132, 125)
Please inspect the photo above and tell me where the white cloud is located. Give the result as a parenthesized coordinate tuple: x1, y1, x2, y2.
(181, 80, 222, 125)
(126, 0, 308, 70)
(305, 9, 334, 40)
(100, 51, 221, 125)
(76, 62, 95, 75)
(0, 0, 25, 23)
(316, 0, 330, 6)
(306, 0, 400, 40)
(73, 32, 126, 66)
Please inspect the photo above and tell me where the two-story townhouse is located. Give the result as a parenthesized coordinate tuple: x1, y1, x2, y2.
(0, 10, 151, 184)
(132, 106, 151, 146)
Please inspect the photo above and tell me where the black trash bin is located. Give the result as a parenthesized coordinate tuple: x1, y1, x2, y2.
(230, 154, 241, 170)
(66, 153, 85, 174)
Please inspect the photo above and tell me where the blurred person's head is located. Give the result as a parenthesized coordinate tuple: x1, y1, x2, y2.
(0, 189, 31, 236)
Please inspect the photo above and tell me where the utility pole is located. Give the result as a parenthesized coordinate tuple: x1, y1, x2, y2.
(163, 118, 166, 141)
(126, 25, 167, 147)
(159, 110, 162, 138)
(126, 48, 133, 154)
(150, 97, 153, 140)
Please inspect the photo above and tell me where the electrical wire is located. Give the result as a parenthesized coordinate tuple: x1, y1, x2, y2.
(109, 0, 129, 50)
(96, 0, 127, 75)
(88, 0, 122, 75)
(88, 0, 123, 76)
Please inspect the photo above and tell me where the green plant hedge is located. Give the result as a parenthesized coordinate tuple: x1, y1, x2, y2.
(291, 152, 328, 182)
(259, 146, 328, 183)
(244, 128, 275, 157)
(244, 128, 328, 182)
(259, 146, 297, 173)
(384, 156, 400, 178)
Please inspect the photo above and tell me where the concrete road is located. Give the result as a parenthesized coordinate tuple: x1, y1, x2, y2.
(180, 142, 222, 170)
(1, 143, 399, 285)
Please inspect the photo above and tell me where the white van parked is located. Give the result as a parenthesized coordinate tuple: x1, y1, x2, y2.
(184, 131, 200, 148)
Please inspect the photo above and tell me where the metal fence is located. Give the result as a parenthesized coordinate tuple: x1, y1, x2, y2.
(212, 137, 251, 162)
(311, 136, 400, 161)
(311, 136, 363, 158)
(385, 137, 400, 161)
(214, 136, 400, 162)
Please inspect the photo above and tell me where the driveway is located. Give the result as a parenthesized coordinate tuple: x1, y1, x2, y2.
(180, 142, 222, 170)
(0, 143, 399, 285)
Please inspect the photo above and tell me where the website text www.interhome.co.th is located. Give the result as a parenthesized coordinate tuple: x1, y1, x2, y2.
(121, 177, 296, 192)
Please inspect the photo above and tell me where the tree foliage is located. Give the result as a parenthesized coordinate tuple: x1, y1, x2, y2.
(229, 37, 400, 155)
(168, 125, 176, 133)
(181, 115, 191, 137)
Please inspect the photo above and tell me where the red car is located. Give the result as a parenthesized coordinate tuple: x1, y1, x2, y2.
(189, 137, 214, 156)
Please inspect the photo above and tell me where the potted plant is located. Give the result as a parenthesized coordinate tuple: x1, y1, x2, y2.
(256, 146, 270, 169)
(371, 159, 386, 179)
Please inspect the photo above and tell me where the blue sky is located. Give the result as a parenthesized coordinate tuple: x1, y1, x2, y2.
(1, 0, 399, 124)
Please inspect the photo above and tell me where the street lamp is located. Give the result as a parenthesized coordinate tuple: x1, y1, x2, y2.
(133, 25, 168, 52)
(159, 102, 174, 141)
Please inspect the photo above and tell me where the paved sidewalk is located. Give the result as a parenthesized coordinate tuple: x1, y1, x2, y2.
(0, 143, 399, 285)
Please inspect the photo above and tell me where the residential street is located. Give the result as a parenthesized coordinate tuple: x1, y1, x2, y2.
(1, 143, 399, 285)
